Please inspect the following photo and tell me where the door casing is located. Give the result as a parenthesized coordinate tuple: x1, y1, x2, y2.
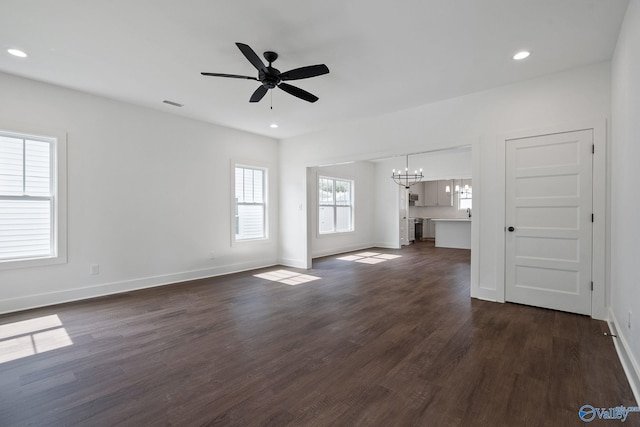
(495, 119, 608, 320)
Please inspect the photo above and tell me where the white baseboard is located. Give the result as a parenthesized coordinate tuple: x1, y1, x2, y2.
(609, 308, 640, 406)
(371, 242, 401, 249)
(277, 257, 307, 269)
(471, 295, 498, 303)
(0, 259, 277, 315)
(311, 242, 375, 259)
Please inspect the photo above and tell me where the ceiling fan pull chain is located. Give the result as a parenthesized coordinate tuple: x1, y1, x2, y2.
(270, 90, 273, 110)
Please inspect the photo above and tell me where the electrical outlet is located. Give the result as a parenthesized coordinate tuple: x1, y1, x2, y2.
(628, 311, 632, 330)
(90, 264, 100, 276)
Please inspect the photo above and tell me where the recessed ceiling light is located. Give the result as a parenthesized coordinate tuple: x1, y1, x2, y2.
(270, 123, 278, 128)
(7, 48, 27, 58)
(513, 51, 531, 60)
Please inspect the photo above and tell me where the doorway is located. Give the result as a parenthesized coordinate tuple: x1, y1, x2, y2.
(504, 129, 593, 315)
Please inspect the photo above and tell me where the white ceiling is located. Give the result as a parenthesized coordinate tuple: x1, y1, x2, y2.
(0, 0, 629, 139)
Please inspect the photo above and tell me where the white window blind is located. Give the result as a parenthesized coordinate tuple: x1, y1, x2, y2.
(319, 176, 353, 234)
(0, 134, 54, 261)
(235, 166, 266, 240)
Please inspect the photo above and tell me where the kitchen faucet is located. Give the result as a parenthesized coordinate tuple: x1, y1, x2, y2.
(467, 208, 472, 218)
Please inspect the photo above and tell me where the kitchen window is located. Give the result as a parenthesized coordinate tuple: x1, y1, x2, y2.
(0, 129, 67, 268)
(319, 176, 354, 234)
(458, 185, 472, 211)
(234, 165, 267, 241)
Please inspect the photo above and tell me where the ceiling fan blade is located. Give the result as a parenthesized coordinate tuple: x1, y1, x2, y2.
(201, 72, 258, 80)
(235, 42, 266, 71)
(278, 83, 319, 103)
(280, 64, 330, 81)
(249, 85, 269, 103)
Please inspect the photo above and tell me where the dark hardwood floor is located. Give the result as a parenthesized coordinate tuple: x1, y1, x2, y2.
(0, 241, 636, 426)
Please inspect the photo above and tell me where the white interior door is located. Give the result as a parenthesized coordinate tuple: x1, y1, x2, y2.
(505, 129, 593, 315)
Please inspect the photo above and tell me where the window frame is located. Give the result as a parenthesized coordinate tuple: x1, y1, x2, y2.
(457, 180, 472, 211)
(318, 175, 355, 235)
(232, 162, 269, 244)
(0, 125, 67, 270)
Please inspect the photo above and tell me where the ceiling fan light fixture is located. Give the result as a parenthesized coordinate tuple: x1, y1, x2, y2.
(7, 48, 27, 58)
(513, 51, 531, 60)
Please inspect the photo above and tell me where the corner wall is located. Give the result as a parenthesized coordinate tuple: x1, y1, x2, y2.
(309, 161, 376, 258)
(611, 0, 640, 403)
(0, 72, 279, 314)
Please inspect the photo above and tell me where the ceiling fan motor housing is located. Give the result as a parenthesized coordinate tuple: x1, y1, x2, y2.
(260, 67, 281, 89)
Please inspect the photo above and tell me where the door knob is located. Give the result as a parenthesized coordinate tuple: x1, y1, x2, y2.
(508, 226, 515, 232)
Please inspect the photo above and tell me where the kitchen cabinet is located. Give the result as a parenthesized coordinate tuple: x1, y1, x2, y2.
(423, 219, 435, 239)
(409, 182, 424, 206)
(422, 180, 453, 207)
(423, 181, 437, 206)
(437, 180, 453, 206)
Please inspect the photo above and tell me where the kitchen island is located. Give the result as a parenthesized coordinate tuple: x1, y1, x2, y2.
(431, 218, 471, 249)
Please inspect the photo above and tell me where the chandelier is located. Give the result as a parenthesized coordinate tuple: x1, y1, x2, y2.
(391, 155, 423, 188)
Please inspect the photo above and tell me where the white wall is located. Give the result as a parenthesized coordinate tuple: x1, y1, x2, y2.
(309, 161, 375, 258)
(371, 158, 401, 249)
(611, 0, 640, 402)
(279, 62, 611, 303)
(0, 72, 279, 314)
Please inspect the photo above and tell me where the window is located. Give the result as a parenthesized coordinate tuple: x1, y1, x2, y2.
(0, 131, 61, 264)
(234, 165, 267, 241)
(319, 176, 354, 234)
(458, 182, 472, 211)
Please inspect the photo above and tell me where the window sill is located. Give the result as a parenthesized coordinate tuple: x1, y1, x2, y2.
(0, 254, 67, 271)
(233, 236, 272, 246)
(318, 230, 355, 238)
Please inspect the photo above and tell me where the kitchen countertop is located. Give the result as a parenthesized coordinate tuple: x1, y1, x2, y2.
(430, 218, 472, 222)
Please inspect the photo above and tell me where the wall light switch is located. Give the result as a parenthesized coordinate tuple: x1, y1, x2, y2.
(90, 264, 100, 276)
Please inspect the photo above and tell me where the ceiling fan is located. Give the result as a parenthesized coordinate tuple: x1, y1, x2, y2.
(201, 42, 329, 103)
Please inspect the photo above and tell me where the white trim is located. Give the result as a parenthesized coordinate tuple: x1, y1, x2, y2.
(0, 124, 67, 271)
(0, 258, 277, 315)
(278, 257, 307, 269)
(311, 242, 375, 259)
(231, 160, 271, 245)
(317, 174, 355, 236)
(608, 309, 640, 406)
(371, 242, 401, 250)
(495, 119, 607, 319)
(470, 137, 482, 299)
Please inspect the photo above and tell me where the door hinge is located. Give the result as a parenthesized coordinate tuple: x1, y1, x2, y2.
(592, 144, 595, 154)
(591, 281, 594, 291)
(592, 213, 594, 222)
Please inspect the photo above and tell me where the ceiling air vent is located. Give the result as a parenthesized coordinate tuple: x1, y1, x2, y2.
(162, 100, 183, 107)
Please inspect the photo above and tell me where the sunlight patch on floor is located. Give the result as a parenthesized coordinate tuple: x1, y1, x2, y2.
(336, 252, 402, 264)
(0, 315, 73, 364)
(254, 269, 321, 286)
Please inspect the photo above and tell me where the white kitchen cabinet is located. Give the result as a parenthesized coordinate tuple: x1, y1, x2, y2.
(409, 182, 425, 206)
(423, 219, 435, 239)
(422, 180, 453, 206)
(437, 180, 453, 206)
(423, 181, 438, 206)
